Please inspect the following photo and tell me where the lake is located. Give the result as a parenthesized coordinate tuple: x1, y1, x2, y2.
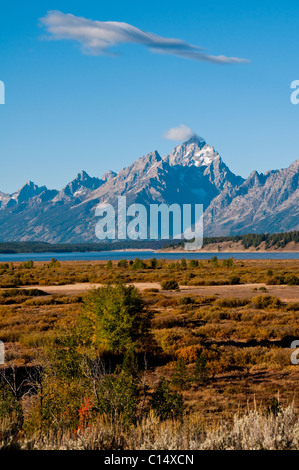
(0, 251, 298, 262)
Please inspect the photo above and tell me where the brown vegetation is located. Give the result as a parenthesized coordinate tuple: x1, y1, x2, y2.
(0, 258, 298, 449)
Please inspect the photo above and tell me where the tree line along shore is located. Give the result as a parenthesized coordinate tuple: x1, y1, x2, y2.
(0, 231, 298, 254)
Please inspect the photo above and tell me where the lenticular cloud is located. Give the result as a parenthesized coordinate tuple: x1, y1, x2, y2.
(40, 11, 249, 65)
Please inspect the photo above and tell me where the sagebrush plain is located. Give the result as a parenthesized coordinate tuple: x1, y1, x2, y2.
(0, 257, 298, 449)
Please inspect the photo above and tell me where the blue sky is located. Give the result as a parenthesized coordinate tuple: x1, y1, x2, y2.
(1, 0, 299, 193)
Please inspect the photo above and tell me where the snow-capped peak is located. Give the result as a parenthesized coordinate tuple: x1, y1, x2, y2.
(164, 134, 219, 167)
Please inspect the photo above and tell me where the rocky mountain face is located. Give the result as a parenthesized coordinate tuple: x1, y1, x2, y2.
(0, 181, 57, 209)
(204, 159, 299, 236)
(0, 135, 298, 242)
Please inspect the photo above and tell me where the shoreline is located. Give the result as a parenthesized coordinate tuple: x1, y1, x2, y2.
(156, 249, 299, 254)
(157, 240, 299, 254)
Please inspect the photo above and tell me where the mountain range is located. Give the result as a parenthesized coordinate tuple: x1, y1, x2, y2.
(0, 135, 298, 243)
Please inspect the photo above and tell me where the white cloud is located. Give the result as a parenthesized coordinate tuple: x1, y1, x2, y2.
(40, 11, 249, 64)
(164, 125, 197, 141)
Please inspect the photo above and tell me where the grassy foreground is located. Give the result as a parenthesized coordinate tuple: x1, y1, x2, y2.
(0, 257, 298, 450)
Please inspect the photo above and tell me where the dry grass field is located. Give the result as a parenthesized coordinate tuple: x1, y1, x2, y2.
(0, 257, 298, 449)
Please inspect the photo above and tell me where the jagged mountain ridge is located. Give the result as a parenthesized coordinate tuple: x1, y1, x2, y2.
(204, 159, 299, 236)
(0, 135, 298, 242)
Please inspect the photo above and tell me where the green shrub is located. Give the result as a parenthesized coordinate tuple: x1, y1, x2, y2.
(286, 302, 299, 311)
(48, 258, 61, 268)
(150, 378, 184, 420)
(171, 358, 191, 390)
(179, 296, 195, 305)
(285, 275, 299, 286)
(0, 384, 22, 421)
(189, 259, 198, 268)
(131, 258, 145, 270)
(148, 258, 158, 269)
(210, 256, 218, 267)
(118, 259, 128, 268)
(96, 369, 139, 425)
(193, 353, 209, 384)
(223, 258, 234, 268)
(268, 274, 299, 286)
(215, 298, 249, 308)
(79, 283, 153, 353)
(0, 288, 47, 298)
(21, 260, 34, 269)
(268, 397, 280, 416)
(230, 275, 241, 285)
(267, 275, 286, 285)
(181, 258, 187, 269)
(161, 280, 179, 291)
(251, 295, 281, 309)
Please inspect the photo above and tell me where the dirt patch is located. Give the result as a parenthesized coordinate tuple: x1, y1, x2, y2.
(20, 282, 299, 302)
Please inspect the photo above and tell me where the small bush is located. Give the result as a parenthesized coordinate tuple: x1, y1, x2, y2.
(251, 295, 281, 309)
(21, 260, 34, 269)
(131, 258, 145, 270)
(215, 298, 249, 308)
(286, 302, 299, 311)
(230, 275, 241, 285)
(179, 296, 195, 305)
(0, 384, 22, 421)
(176, 345, 202, 364)
(48, 258, 61, 268)
(171, 358, 191, 390)
(267, 274, 299, 286)
(193, 353, 209, 384)
(118, 259, 128, 269)
(161, 280, 179, 291)
(210, 256, 218, 267)
(223, 258, 234, 268)
(148, 258, 158, 269)
(189, 259, 198, 268)
(285, 275, 299, 286)
(1, 288, 47, 298)
(96, 370, 139, 425)
(150, 378, 184, 420)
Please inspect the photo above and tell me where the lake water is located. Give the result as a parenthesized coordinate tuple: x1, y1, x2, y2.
(0, 251, 298, 262)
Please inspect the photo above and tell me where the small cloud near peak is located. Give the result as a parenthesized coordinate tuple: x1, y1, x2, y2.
(164, 124, 198, 141)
